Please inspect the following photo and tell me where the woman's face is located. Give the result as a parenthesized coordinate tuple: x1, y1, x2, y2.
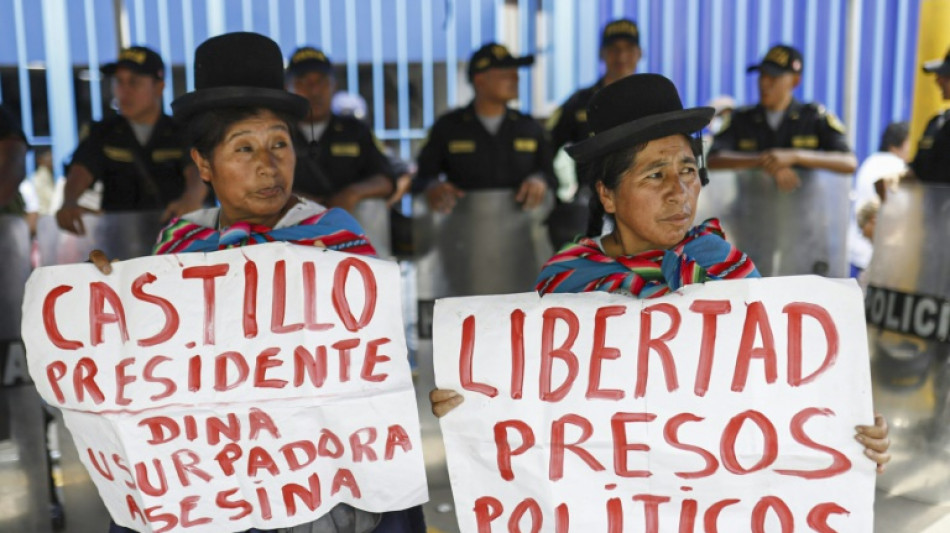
(192, 110, 295, 228)
(598, 134, 701, 255)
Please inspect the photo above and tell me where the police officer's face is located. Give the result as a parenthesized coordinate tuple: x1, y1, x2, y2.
(757, 72, 798, 110)
(937, 74, 950, 100)
(111, 68, 164, 123)
(191, 110, 296, 228)
(474, 68, 520, 103)
(597, 134, 701, 255)
(291, 71, 336, 121)
(600, 40, 640, 80)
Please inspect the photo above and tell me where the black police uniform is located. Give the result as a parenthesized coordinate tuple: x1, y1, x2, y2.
(69, 113, 190, 211)
(911, 109, 950, 183)
(548, 79, 603, 185)
(0, 105, 27, 214)
(709, 99, 851, 155)
(415, 103, 556, 191)
(292, 114, 394, 199)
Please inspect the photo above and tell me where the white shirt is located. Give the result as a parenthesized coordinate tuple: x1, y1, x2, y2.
(848, 151, 906, 269)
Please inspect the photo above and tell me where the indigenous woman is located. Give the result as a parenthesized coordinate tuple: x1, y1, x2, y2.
(101, 32, 425, 533)
(430, 73, 890, 470)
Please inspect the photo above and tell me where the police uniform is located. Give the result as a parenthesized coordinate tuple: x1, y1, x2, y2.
(415, 103, 556, 191)
(912, 110, 950, 184)
(709, 99, 851, 155)
(286, 46, 395, 199)
(913, 49, 950, 183)
(711, 44, 853, 157)
(0, 105, 26, 214)
(416, 42, 555, 192)
(69, 113, 190, 211)
(293, 114, 394, 198)
(547, 19, 640, 187)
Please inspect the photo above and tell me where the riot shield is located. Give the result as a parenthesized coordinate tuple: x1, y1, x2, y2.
(35, 210, 166, 266)
(863, 182, 950, 505)
(695, 169, 851, 277)
(351, 198, 392, 258)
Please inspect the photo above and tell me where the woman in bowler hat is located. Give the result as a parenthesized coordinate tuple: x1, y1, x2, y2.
(431, 74, 890, 469)
(97, 32, 425, 533)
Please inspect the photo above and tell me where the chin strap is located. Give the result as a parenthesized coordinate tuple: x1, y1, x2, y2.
(692, 134, 709, 186)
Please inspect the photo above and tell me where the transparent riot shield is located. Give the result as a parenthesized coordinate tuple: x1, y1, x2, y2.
(412, 189, 553, 339)
(863, 182, 950, 507)
(352, 198, 391, 258)
(695, 169, 851, 277)
(35, 210, 166, 266)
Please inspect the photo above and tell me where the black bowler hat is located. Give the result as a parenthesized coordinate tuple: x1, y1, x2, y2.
(287, 46, 334, 77)
(467, 43, 534, 81)
(566, 74, 713, 163)
(101, 46, 165, 79)
(601, 19, 639, 48)
(747, 44, 803, 75)
(922, 47, 950, 76)
(171, 32, 309, 122)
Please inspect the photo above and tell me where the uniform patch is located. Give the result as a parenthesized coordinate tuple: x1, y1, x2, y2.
(825, 111, 847, 134)
(920, 137, 934, 149)
(514, 138, 538, 152)
(103, 146, 134, 162)
(738, 139, 758, 151)
(791, 135, 819, 148)
(545, 107, 563, 130)
(330, 143, 360, 157)
(448, 140, 476, 153)
(152, 148, 183, 162)
(575, 110, 587, 122)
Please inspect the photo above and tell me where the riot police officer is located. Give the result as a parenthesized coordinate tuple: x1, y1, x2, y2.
(416, 43, 555, 213)
(708, 44, 858, 191)
(548, 18, 641, 186)
(0, 105, 26, 213)
(286, 46, 395, 212)
(56, 46, 205, 234)
(911, 47, 950, 184)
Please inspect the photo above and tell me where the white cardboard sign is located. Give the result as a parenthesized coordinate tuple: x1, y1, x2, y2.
(22, 242, 427, 532)
(434, 276, 875, 533)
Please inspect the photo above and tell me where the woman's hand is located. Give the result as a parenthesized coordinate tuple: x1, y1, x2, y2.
(856, 413, 891, 473)
(430, 388, 463, 418)
(89, 249, 116, 275)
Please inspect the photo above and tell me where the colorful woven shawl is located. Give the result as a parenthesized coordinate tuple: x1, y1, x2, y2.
(153, 207, 376, 256)
(535, 218, 758, 298)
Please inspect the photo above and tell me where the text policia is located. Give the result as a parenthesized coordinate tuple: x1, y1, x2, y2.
(452, 299, 858, 532)
(38, 256, 387, 406)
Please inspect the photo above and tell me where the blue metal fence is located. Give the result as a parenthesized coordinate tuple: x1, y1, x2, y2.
(0, 0, 928, 174)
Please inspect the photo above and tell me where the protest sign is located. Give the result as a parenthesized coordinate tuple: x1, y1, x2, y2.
(22, 242, 427, 532)
(434, 276, 875, 532)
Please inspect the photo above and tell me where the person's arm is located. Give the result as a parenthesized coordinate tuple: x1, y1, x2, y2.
(0, 136, 26, 206)
(414, 118, 465, 213)
(161, 165, 208, 221)
(56, 163, 96, 235)
(328, 174, 394, 213)
(759, 148, 857, 174)
(514, 126, 554, 210)
(706, 150, 764, 170)
(705, 116, 762, 170)
(788, 149, 857, 173)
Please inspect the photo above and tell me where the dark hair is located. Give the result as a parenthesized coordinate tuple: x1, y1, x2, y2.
(879, 121, 909, 153)
(584, 133, 702, 236)
(185, 106, 298, 161)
